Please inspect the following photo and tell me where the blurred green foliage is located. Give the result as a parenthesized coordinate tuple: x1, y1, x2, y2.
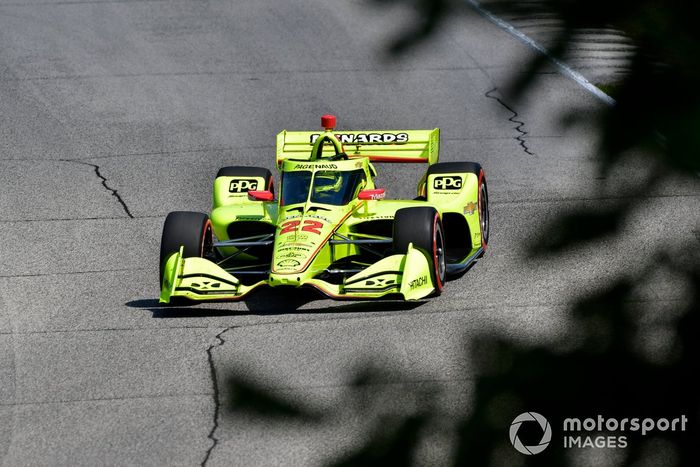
(225, 1, 699, 465)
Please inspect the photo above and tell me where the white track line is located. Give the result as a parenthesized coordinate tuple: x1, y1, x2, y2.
(466, 0, 617, 107)
(467, 2, 700, 177)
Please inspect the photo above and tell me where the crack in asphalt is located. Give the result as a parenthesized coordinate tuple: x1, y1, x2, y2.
(202, 328, 233, 466)
(62, 160, 134, 218)
(485, 88, 535, 155)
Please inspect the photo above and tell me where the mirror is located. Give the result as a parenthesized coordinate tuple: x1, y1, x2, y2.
(248, 190, 274, 201)
(358, 188, 385, 201)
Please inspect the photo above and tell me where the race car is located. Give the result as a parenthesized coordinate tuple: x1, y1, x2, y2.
(159, 115, 488, 303)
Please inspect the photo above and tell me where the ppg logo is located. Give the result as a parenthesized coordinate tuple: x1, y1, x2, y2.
(229, 179, 259, 193)
(433, 175, 462, 190)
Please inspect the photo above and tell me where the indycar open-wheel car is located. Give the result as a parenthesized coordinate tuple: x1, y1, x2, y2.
(160, 115, 488, 303)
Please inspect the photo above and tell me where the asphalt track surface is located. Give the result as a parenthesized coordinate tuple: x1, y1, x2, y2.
(0, 1, 698, 466)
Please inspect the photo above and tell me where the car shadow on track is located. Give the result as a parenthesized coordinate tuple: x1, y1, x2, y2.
(125, 287, 427, 318)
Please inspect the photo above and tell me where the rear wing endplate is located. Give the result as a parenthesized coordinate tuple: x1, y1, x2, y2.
(276, 129, 440, 166)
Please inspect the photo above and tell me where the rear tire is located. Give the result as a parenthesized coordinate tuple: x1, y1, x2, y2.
(216, 166, 274, 195)
(159, 211, 213, 287)
(427, 161, 489, 254)
(426, 161, 482, 178)
(393, 207, 446, 293)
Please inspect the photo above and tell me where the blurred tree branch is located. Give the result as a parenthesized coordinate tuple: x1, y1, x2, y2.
(225, 1, 699, 465)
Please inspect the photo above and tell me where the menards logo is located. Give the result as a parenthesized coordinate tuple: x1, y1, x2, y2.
(310, 133, 409, 144)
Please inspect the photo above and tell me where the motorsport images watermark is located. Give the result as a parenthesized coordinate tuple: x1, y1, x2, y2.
(509, 412, 688, 454)
(510, 412, 552, 455)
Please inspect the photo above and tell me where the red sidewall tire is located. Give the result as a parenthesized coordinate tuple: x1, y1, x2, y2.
(478, 169, 489, 251)
(160, 211, 212, 286)
(393, 207, 446, 295)
(432, 212, 445, 292)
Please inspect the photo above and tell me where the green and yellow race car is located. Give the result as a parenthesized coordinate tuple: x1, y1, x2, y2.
(159, 115, 489, 303)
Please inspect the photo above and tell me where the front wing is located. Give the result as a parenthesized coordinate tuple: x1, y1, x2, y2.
(160, 244, 436, 303)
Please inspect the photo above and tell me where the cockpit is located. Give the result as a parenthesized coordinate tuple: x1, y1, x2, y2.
(281, 169, 367, 206)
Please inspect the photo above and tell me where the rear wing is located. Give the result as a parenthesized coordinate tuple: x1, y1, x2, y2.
(276, 128, 440, 166)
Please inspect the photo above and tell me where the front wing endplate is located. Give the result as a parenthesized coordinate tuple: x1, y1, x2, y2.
(160, 248, 264, 303)
(160, 243, 436, 303)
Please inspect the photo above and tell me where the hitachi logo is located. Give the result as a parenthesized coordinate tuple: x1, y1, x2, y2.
(310, 133, 409, 144)
(408, 275, 428, 290)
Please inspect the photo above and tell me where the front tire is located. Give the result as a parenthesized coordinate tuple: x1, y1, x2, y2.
(159, 211, 213, 286)
(393, 207, 446, 293)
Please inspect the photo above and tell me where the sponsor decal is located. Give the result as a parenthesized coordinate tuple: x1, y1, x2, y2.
(276, 259, 301, 268)
(228, 178, 259, 193)
(464, 202, 477, 215)
(277, 245, 310, 251)
(408, 275, 428, 290)
(301, 220, 323, 234)
(293, 163, 338, 170)
(362, 191, 385, 200)
(277, 251, 303, 258)
(189, 280, 222, 291)
(279, 220, 324, 235)
(302, 214, 332, 223)
(364, 277, 394, 287)
(433, 175, 462, 190)
(280, 220, 300, 235)
(310, 133, 409, 144)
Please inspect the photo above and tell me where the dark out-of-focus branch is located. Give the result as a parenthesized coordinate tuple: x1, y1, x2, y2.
(225, 1, 699, 465)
